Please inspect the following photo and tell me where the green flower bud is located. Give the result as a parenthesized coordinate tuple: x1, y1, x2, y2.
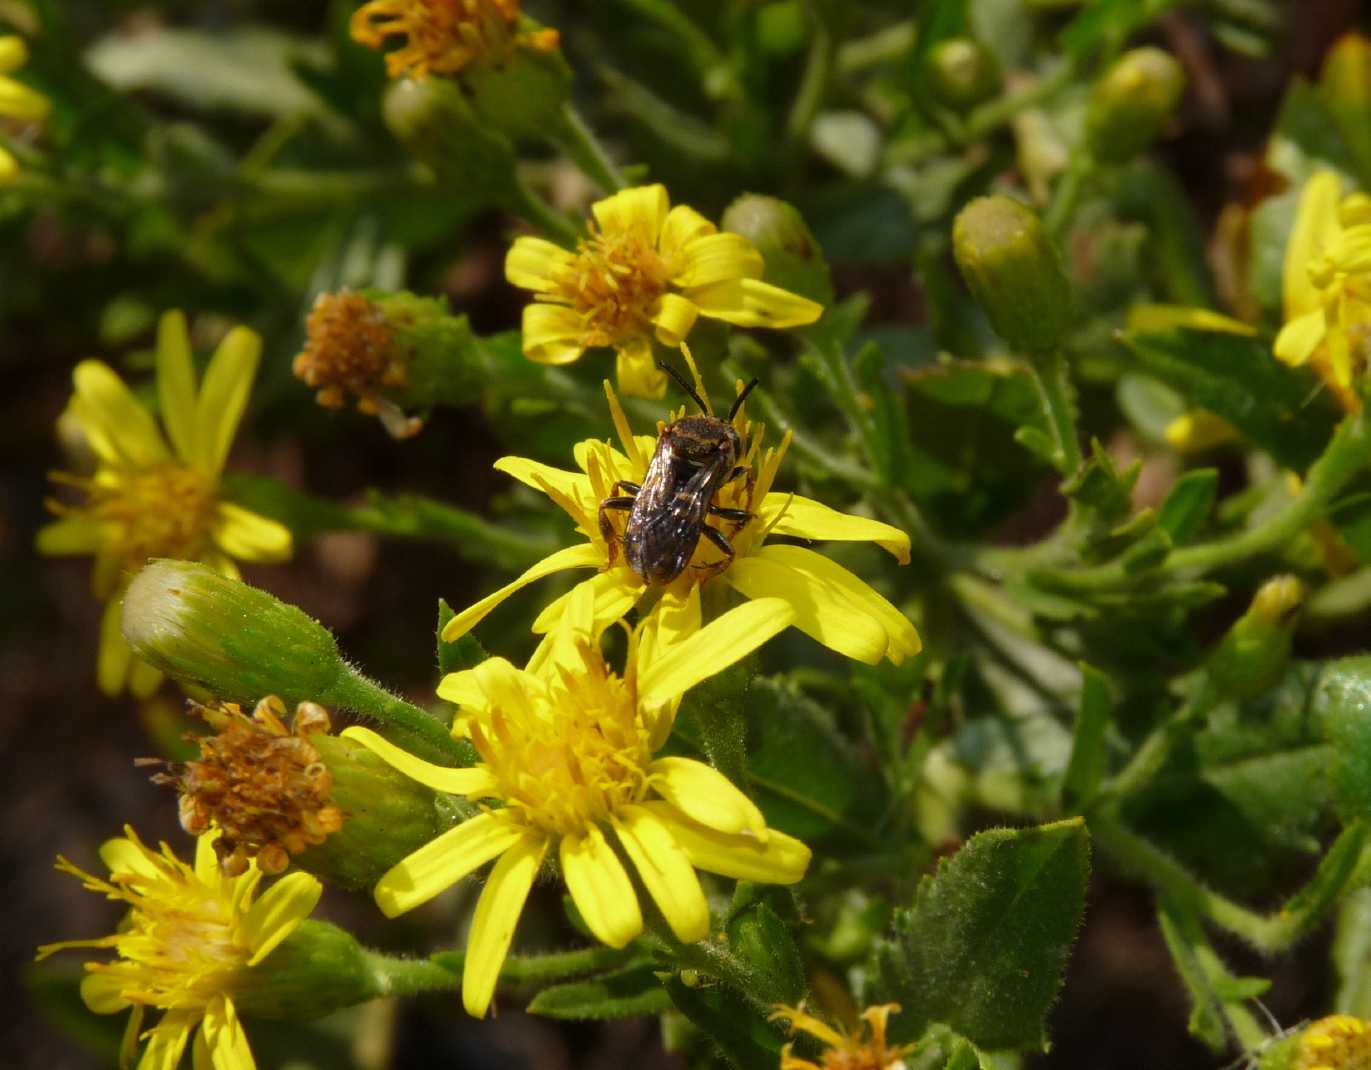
(382, 77, 518, 199)
(294, 290, 490, 438)
(725, 901, 805, 1005)
(952, 195, 1074, 351)
(461, 25, 573, 142)
(721, 194, 834, 308)
(925, 37, 1002, 112)
(1204, 575, 1305, 702)
(232, 920, 382, 1021)
(1084, 47, 1186, 164)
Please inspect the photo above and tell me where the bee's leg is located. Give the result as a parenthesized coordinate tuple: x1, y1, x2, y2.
(695, 524, 736, 582)
(598, 497, 636, 565)
(708, 504, 752, 534)
(724, 466, 749, 485)
(611, 480, 642, 496)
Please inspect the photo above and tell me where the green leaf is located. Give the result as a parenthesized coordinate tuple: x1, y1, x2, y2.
(1157, 899, 1269, 1053)
(1121, 326, 1339, 471)
(1313, 656, 1371, 822)
(1061, 664, 1113, 812)
(1063, 439, 1138, 527)
(1157, 469, 1219, 544)
(672, 660, 751, 790)
(526, 967, 672, 1020)
(663, 977, 781, 1070)
(1333, 887, 1371, 1016)
(875, 819, 1091, 1051)
(437, 598, 488, 678)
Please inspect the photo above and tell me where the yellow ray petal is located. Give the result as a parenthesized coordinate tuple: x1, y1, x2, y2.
(649, 757, 766, 836)
(523, 303, 588, 365)
(73, 360, 171, 468)
(138, 1008, 198, 1070)
(79, 971, 131, 1014)
(613, 805, 709, 943)
(439, 542, 604, 642)
(97, 596, 133, 697)
(530, 569, 641, 635)
(193, 825, 223, 886)
(435, 656, 548, 720)
(128, 657, 164, 699)
(462, 832, 548, 1017)
(35, 517, 107, 556)
(506, 236, 575, 292)
(0, 75, 50, 121)
(99, 835, 160, 882)
(0, 36, 28, 75)
(0, 143, 16, 185)
(658, 204, 716, 263)
(243, 872, 322, 965)
(616, 340, 668, 399)
(652, 292, 701, 348)
(155, 310, 198, 463)
(760, 493, 911, 563)
(1273, 308, 1327, 367)
(1125, 303, 1258, 336)
(560, 825, 643, 949)
(673, 232, 765, 288)
(374, 811, 527, 917)
(640, 801, 811, 884)
(195, 997, 255, 1070)
(493, 455, 591, 509)
(592, 184, 669, 244)
(211, 504, 292, 564)
(1285, 171, 1343, 317)
(341, 726, 498, 796)
(689, 278, 823, 329)
(194, 327, 261, 477)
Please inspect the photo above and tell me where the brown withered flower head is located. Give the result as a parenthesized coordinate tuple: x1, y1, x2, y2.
(155, 696, 344, 876)
(293, 291, 421, 438)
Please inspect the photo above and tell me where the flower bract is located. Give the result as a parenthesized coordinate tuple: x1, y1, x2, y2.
(505, 183, 824, 397)
(343, 585, 811, 1017)
(36, 827, 321, 1070)
(36, 310, 292, 696)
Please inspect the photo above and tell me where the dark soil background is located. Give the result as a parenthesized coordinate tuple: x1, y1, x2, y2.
(4, 2, 1369, 1067)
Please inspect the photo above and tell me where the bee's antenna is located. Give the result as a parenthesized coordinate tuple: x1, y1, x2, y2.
(727, 377, 761, 422)
(656, 357, 709, 414)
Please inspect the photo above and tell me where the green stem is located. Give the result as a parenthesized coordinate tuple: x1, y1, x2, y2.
(503, 178, 580, 246)
(325, 670, 465, 766)
(551, 103, 626, 193)
(1026, 346, 1083, 475)
(785, 0, 832, 154)
(1044, 154, 1094, 238)
(339, 496, 557, 570)
(365, 952, 459, 997)
(430, 946, 629, 983)
(835, 21, 915, 74)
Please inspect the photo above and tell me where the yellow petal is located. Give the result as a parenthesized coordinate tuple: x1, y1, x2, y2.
(73, 360, 171, 468)
(506, 236, 574, 293)
(127, 657, 164, 699)
(1125, 303, 1258, 336)
(1343, 193, 1371, 227)
(560, 825, 643, 949)
(0, 143, 17, 185)
(689, 278, 823, 329)
(35, 517, 106, 556)
(1273, 308, 1327, 367)
(658, 204, 716, 263)
(80, 972, 131, 1014)
(637, 597, 795, 708)
(341, 726, 497, 796)
(194, 327, 260, 476)
(640, 801, 811, 884)
(0, 36, 28, 75)
(493, 455, 591, 514)
(616, 339, 668, 399)
(592, 184, 669, 244)
(243, 873, 322, 965)
(648, 757, 766, 836)
(195, 997, 255, 1070)
(652, 292, 701, 348)
(1327, 224, 1371, 273)
(99, 834, 161, 881)
(673, 232, 765, 288)
(194, 826, 223, 885)
(137, 1008, 197, 1070)
(0, 75, 50, 122)
(1285, 171, 1343, 317)
(98, 595, 133, 697)
(156, 310, 198, 463)
(530, 570, 641, 635)
(523, 303, 588, 365)
(462, 832, 548, 1017)
(374, 811, 527, 917)
(760, 493, 911, 563)
(724, 548, 893, 665)
(613, 805, 709, 943)
(211, 504, 292, 564)
(435, 656, 547, 720)
(439, 543, 604, 642)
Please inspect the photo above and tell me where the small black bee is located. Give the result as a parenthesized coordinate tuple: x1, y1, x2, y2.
(598, 361, 760, 586)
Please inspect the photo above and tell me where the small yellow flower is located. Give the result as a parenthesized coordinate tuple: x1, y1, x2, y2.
(0, 36, 51, 185)
(36, 311, 292, 697)
(770, 1002, 914, 1070)
(506, 183, 824, 398)
(36, 827, 322, 1070)
(1274, 170, 1371, 409)
(343, 586, 811, 1018)
(1294, 1014, 1371, 1070)
(350, 0, 559, 81)
(442, 381, 920, 666)
(1163, 410, 1239, 453)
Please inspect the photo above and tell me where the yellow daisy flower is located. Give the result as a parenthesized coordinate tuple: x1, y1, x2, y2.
(505, 183, 825, 398)
(36, 310, 293, 697)
(770, 1002, 914, 1070)
(1294, 1015, 1371, 1070)
(36, 827, 322, 1070)
(0, 36, 51, 185)
(342, 585, 812, 1018)
(441, 381, 920, 666)
(1273, 170, 1371, 409)
(350, 0, 559, 81)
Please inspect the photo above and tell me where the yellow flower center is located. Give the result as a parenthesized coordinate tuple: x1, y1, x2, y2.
(468, 641, 652, 837)
(560, 227, 673, 350)
(1297, 1015, 1371, 1070)
(350, 0, 557, 80)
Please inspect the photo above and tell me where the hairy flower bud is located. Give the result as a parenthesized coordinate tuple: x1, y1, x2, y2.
(925, 37, 1002, 111)
(1204, 574, 1305, 702)
(721, 194, 835, 308)
(952, 195, 1073, 351)
(382, 76, 518, 198)
(1084, 47, 1186, 164)
(231, 920, 382, 1021)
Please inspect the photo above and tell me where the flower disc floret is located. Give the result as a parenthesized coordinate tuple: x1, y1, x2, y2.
(342, 587, 810, 1017)
(350, 0, 558, 81)
(506, 184, 824, 397)
(771, 1002, 914, 1070)
(1296, 1015, 1371, 1070)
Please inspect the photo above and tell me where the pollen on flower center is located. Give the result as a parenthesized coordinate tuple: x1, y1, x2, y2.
(469, 644, 651, 837)
(563, 229, 672, 348)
